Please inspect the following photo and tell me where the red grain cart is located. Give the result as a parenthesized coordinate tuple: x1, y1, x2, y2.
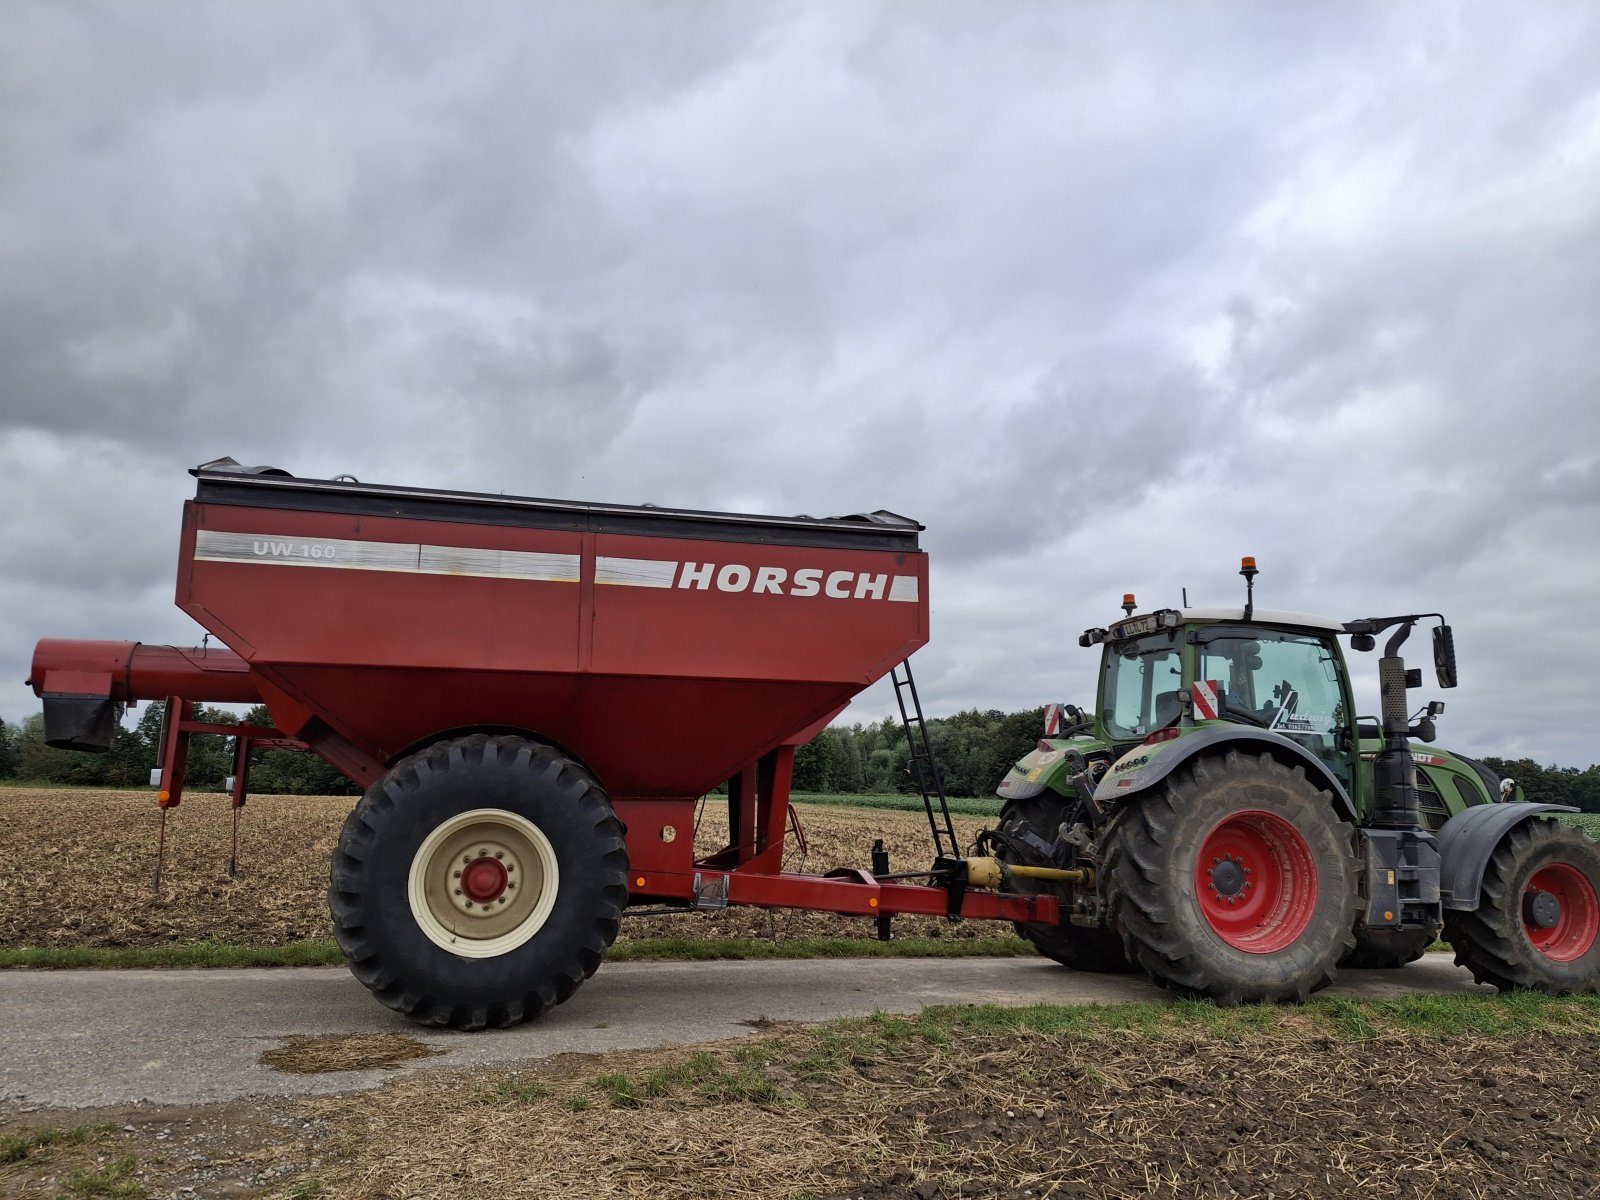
(30, 460, 1055, 1027)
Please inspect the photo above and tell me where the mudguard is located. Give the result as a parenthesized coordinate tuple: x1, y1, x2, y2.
(996, 737, 1098, 801)
(1091, 726, 1359, 823)
(1437, 802, 1578, 911)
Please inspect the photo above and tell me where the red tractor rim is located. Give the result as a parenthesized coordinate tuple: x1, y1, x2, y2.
(1195, 810, 1319, 954)
(1523, 864, 1600, 961)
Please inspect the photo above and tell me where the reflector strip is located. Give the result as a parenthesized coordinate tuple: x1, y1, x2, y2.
(194, 531, 580, 582)
(888, 576, 919, 603)
(595, 557, 677, 588)
(1193, 679, 1220, 720)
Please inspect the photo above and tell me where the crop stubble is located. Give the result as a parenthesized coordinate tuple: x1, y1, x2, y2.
(0, 786, 1008, 949)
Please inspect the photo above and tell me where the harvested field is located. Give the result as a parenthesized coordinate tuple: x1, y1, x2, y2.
(0, 785, 1011, 950)
(6, 998, 1600, 1199)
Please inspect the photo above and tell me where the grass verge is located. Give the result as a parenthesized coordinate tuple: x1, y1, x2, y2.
(0, 933, 1036, 970)
(0, 939, 345, 970)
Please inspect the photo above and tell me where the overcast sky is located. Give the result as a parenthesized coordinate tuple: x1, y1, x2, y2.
(2, 2, 1597, 768)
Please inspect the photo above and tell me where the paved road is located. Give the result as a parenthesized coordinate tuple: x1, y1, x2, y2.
(1, 955, 1489, 1110)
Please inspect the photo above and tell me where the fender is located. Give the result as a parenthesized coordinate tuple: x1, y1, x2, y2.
(1437, 802, 1578, 911)
(996, 737, 1099, 802)
(1092, 726, 1359, 823)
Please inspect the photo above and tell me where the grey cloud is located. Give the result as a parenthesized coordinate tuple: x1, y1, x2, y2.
(3, 2, 1599, 767)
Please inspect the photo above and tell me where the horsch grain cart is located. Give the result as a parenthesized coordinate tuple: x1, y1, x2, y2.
(28, 459, 1059, 1028)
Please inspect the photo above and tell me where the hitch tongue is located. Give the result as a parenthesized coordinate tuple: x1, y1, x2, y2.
(962, 857, 1092, 890)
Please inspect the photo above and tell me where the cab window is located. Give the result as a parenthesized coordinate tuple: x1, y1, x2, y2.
(1196, 628, 1352, 788)
(1100, 632, 1183, 739)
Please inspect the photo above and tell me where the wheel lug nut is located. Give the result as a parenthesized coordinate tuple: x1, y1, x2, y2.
(495, 851, 504, 859)
(463, 856, 471, 865)
(453, 870, 461, 879)
(498, 897, 507, 905)
(454, 888, 462, 895)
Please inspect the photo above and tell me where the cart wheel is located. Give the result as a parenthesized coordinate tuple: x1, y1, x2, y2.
(1443, 819, 1600, 994)
(330, 733, 628, 1029)
(1103, 750, 1357, 1004)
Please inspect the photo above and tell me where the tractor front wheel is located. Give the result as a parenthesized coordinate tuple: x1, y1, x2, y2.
(1104, 750, 1357, 1003)
(329, 733, 629, 1029)
(997, 796, 1132, 972)
(1341, 924, 1437, 969)
(1442, 820, 1600, 994)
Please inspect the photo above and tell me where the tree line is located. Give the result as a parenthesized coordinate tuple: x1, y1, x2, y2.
(0, 704, 358, 796)
(2, 704, 1597, 810)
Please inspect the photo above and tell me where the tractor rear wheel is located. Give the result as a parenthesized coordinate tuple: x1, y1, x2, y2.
(997, 796, 1132, 972)
(1442, 820, 1600, 994)
(1341, 924, 1437, 969)
(330, 733, 629, 1029)
(1104, 750, 1357, 1004)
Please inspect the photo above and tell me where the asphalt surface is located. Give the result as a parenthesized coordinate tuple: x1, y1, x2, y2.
(0, 954, 1490, 1110)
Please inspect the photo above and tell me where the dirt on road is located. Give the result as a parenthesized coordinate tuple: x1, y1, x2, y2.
(0, 786, 1008, 950)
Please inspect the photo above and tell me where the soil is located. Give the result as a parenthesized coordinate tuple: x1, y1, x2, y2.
(4, 1025, 1597, 1199)
(0, 786, 1010, 949)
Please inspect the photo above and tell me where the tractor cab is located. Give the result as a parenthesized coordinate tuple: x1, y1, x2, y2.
(1000, 559, 1465, 830)
(1084, 604, 1359, 794)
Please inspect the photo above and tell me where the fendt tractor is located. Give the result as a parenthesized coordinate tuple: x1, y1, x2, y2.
(991, 558, 1600, 1002)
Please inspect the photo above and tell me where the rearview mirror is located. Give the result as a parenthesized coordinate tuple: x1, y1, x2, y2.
(1433, 624, 1457, 689)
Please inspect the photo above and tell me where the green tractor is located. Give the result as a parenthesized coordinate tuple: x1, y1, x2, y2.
(986, 559, 1600, 1002)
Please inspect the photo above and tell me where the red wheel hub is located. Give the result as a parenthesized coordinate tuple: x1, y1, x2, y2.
(1194, 810, 1319, 954)
(461, 856, 509, 904)
(1523, 864, 1599, 961)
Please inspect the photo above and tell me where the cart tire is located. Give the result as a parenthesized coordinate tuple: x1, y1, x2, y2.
(1340, 924, 1437, 969)
(329, 733, 628, 1029)
(1442, 819, 1600, 994)
(997, 797, 1133, 972)
(1104, 750, 1357, 1004)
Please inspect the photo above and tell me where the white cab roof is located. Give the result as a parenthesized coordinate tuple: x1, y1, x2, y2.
(1177, 607, 1345, 632)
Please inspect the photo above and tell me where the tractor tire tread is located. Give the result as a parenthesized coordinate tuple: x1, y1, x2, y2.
(996, 796, 1136, 973)
(1442, 820, 1600, 994)
(1104, 750, 1356, 1005)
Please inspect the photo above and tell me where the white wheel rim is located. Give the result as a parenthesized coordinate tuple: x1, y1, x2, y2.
(407, 808, 560, 959)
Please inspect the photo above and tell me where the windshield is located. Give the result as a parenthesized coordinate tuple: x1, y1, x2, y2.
(1099, 632, 1183, 739)
(1195, 626, 1352, 787)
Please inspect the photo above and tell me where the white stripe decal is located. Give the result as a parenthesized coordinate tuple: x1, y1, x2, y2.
(194, 531, 579, 582)
(418, 545, 579, 582)
(888, 576, 919, 603)
(595, 557, 678, 588)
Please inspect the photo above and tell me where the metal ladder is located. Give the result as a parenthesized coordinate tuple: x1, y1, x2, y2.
(891, 658, 960, 860)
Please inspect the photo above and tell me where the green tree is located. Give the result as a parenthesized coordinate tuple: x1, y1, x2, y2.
(0, 717, 17, 778)
(830, 732, 866, 793)
(792, 728, 843, 792)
